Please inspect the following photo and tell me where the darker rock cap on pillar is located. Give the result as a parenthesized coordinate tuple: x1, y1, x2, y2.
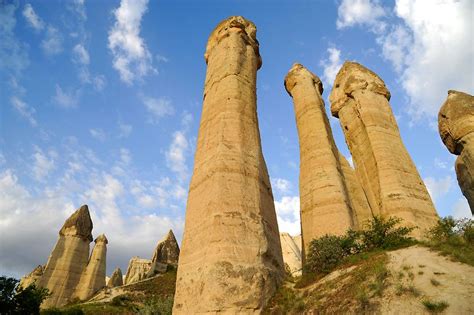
(95, 234, 108, 244)
(204, 16, 262, 69)
(438, 90, 474, 155)
(329, 61, 391, 118)
(284, 63, 323, 96)
(59, 204, 93, 242)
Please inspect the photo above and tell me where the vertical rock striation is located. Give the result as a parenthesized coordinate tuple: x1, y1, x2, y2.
(279, 233, 302, 277)
(173, 16, 284, 314)
(107, 268, 123, 288)
(284, 63, 360, 257)
(439, 90, 474, 214)
(124, 257, 152, 285)
(75, 234, 108, 300)
(147, 229, 180, 277)
(329, 61, 438, 236)
(39, 205, 93, 308)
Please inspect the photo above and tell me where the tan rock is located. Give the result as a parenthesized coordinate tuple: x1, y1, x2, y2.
(173, 16, 284, 314)
(107, 268, 123, 288)
(124, 257, 151, 285)
(330, 61, 438, 236)
(75, 234, 108, 300)
(279, 233, 302, 277)
(439, 90, 474, 214)
(39, 205, 93, 308)
(339, 153, 373, 228)
(151, 229, 180, 265)
(285, 63, 357, 257)
(19, 265, 43, 289)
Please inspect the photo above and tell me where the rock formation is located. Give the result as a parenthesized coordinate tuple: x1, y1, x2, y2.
(107, 268, 123, 288)
(280, 233, 302, 276)
(329, 61, 438, 236)
(147, 229, 180, 277)
(38, 205, 93, 308)
(285, 63, 360, 256)
(124, 257, 152, 285)
(173, 16, 284, 314)
(19, 265, 44, 289)
(438, 90, 474, 214)
(75, 234, 108, 300)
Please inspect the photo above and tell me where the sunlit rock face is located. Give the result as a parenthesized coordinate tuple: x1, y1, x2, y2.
(330, 62, 438, 237)
(439, 90, 474, 214)
(173, 15, 284, 314)
(107, 267, 123, 288)
(280, 233, 302, 277)
(124, 257, 152, 285)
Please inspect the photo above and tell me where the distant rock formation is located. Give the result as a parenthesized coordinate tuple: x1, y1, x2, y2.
(280, 233, 302, 276)
(20, 265, 43, 289)
(174, 16, 284, 314)
(439, 90, 474, 214)
(147, 229, 179, 277)
(38, 205, 94, 308)
(285, 63, 367, 257)
(20, 205, 108, 308)
(330, 61, 438, 236)
(75, 234, 108, 300)
(107, 268, 123, 288)
(124, 257, 152, 285)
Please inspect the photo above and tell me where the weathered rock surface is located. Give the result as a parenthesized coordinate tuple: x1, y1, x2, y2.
(38, 205, 93, 308)
(330, 61, 438, 236)
(339, 153, 373, 228)
(19, 265, 43, 289)
(438, 90, 474, 214)
(124, 257, 152, 285)
(151, 229, 179, 265)
(75, 234, 108, 300)
(107, 268, 123, 288)
(285, 63, 358, 257)
(280, 233, 302, 276)
(173, 16, 284, 314)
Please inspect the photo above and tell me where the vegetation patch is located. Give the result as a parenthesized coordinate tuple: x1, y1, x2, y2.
(422, 299, 449, 313)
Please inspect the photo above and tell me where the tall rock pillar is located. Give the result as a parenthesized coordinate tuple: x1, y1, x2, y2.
(39, 205, 93, 308)
(284, 63, 357, 257)
(329, 61, 438, 236)
(439, 90, 474, 214)
(173, 16, 284, 314)
(75, 234, 108, 301)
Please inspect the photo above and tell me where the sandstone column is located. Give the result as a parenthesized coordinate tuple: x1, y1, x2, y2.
(284, 63, 357, 257)
(329, 62, 438, 236)
(173, 16, 284, 314)
(39, 205, 93, 308)
(75, 234, 108, 300)
(439, 90, 474, 214)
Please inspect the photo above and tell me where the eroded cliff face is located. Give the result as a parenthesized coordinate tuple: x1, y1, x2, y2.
(124, 257, 152, 285)
(173, 16, 284, 314)
(107, 268, 123, 288)
(329, 61, 438, 237)
(39, 205, 94, 308)
(280, 233, 302, 277)
(439, 90, 474, 214)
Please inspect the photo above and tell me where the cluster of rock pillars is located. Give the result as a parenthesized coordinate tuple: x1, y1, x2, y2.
(21, 16, 473, 313)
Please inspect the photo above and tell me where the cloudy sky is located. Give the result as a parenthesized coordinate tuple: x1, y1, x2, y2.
(1, 0, 472, 278)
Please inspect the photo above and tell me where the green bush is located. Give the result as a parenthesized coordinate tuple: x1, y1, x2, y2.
(138, 296, 174, 315)
(0, 276, 49, 315)
(360, 216, 415, 250)
(305, 235, 346, 274)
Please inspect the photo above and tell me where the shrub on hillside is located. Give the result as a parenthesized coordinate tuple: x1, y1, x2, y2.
(360, 216, 415, 250)
(0, 276, 49, 315)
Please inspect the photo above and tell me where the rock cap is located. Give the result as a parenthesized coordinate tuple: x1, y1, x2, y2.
(329, 61, 390, 117)
(204, 16, 261, 69)
(284, 63, 323, 96)
(95, 234, 108, 244)
(59, 205, 93, 242)
(438, 90, 474, 154)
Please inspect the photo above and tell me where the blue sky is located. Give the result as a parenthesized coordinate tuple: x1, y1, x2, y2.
(1, 0, 472, 278)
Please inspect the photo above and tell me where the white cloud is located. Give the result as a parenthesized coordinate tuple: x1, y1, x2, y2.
(275, 196, 300, 236)
(320, 47, 343, 87)
(271, 178, 292, 194)
(89, 128, 106, 141)
(108, 0, 156, 84)
(11, 96, 37, 127)
(336, 0, 386, 33)
(142, 96, 174, 122)
(32, 147, 56, 181)
(53, 84, 79, 108)
(72, 43, 90, 65)
(41, 25, 63, 55)
(93, 75, 106, 91)
(166, 131, 189, 181)
(424, 175, 453, 202)
(451, 198, 472, 220)
(118, 122, 133, 138)
(22, 4, 44, 31)
(378, 24, 411, 72)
